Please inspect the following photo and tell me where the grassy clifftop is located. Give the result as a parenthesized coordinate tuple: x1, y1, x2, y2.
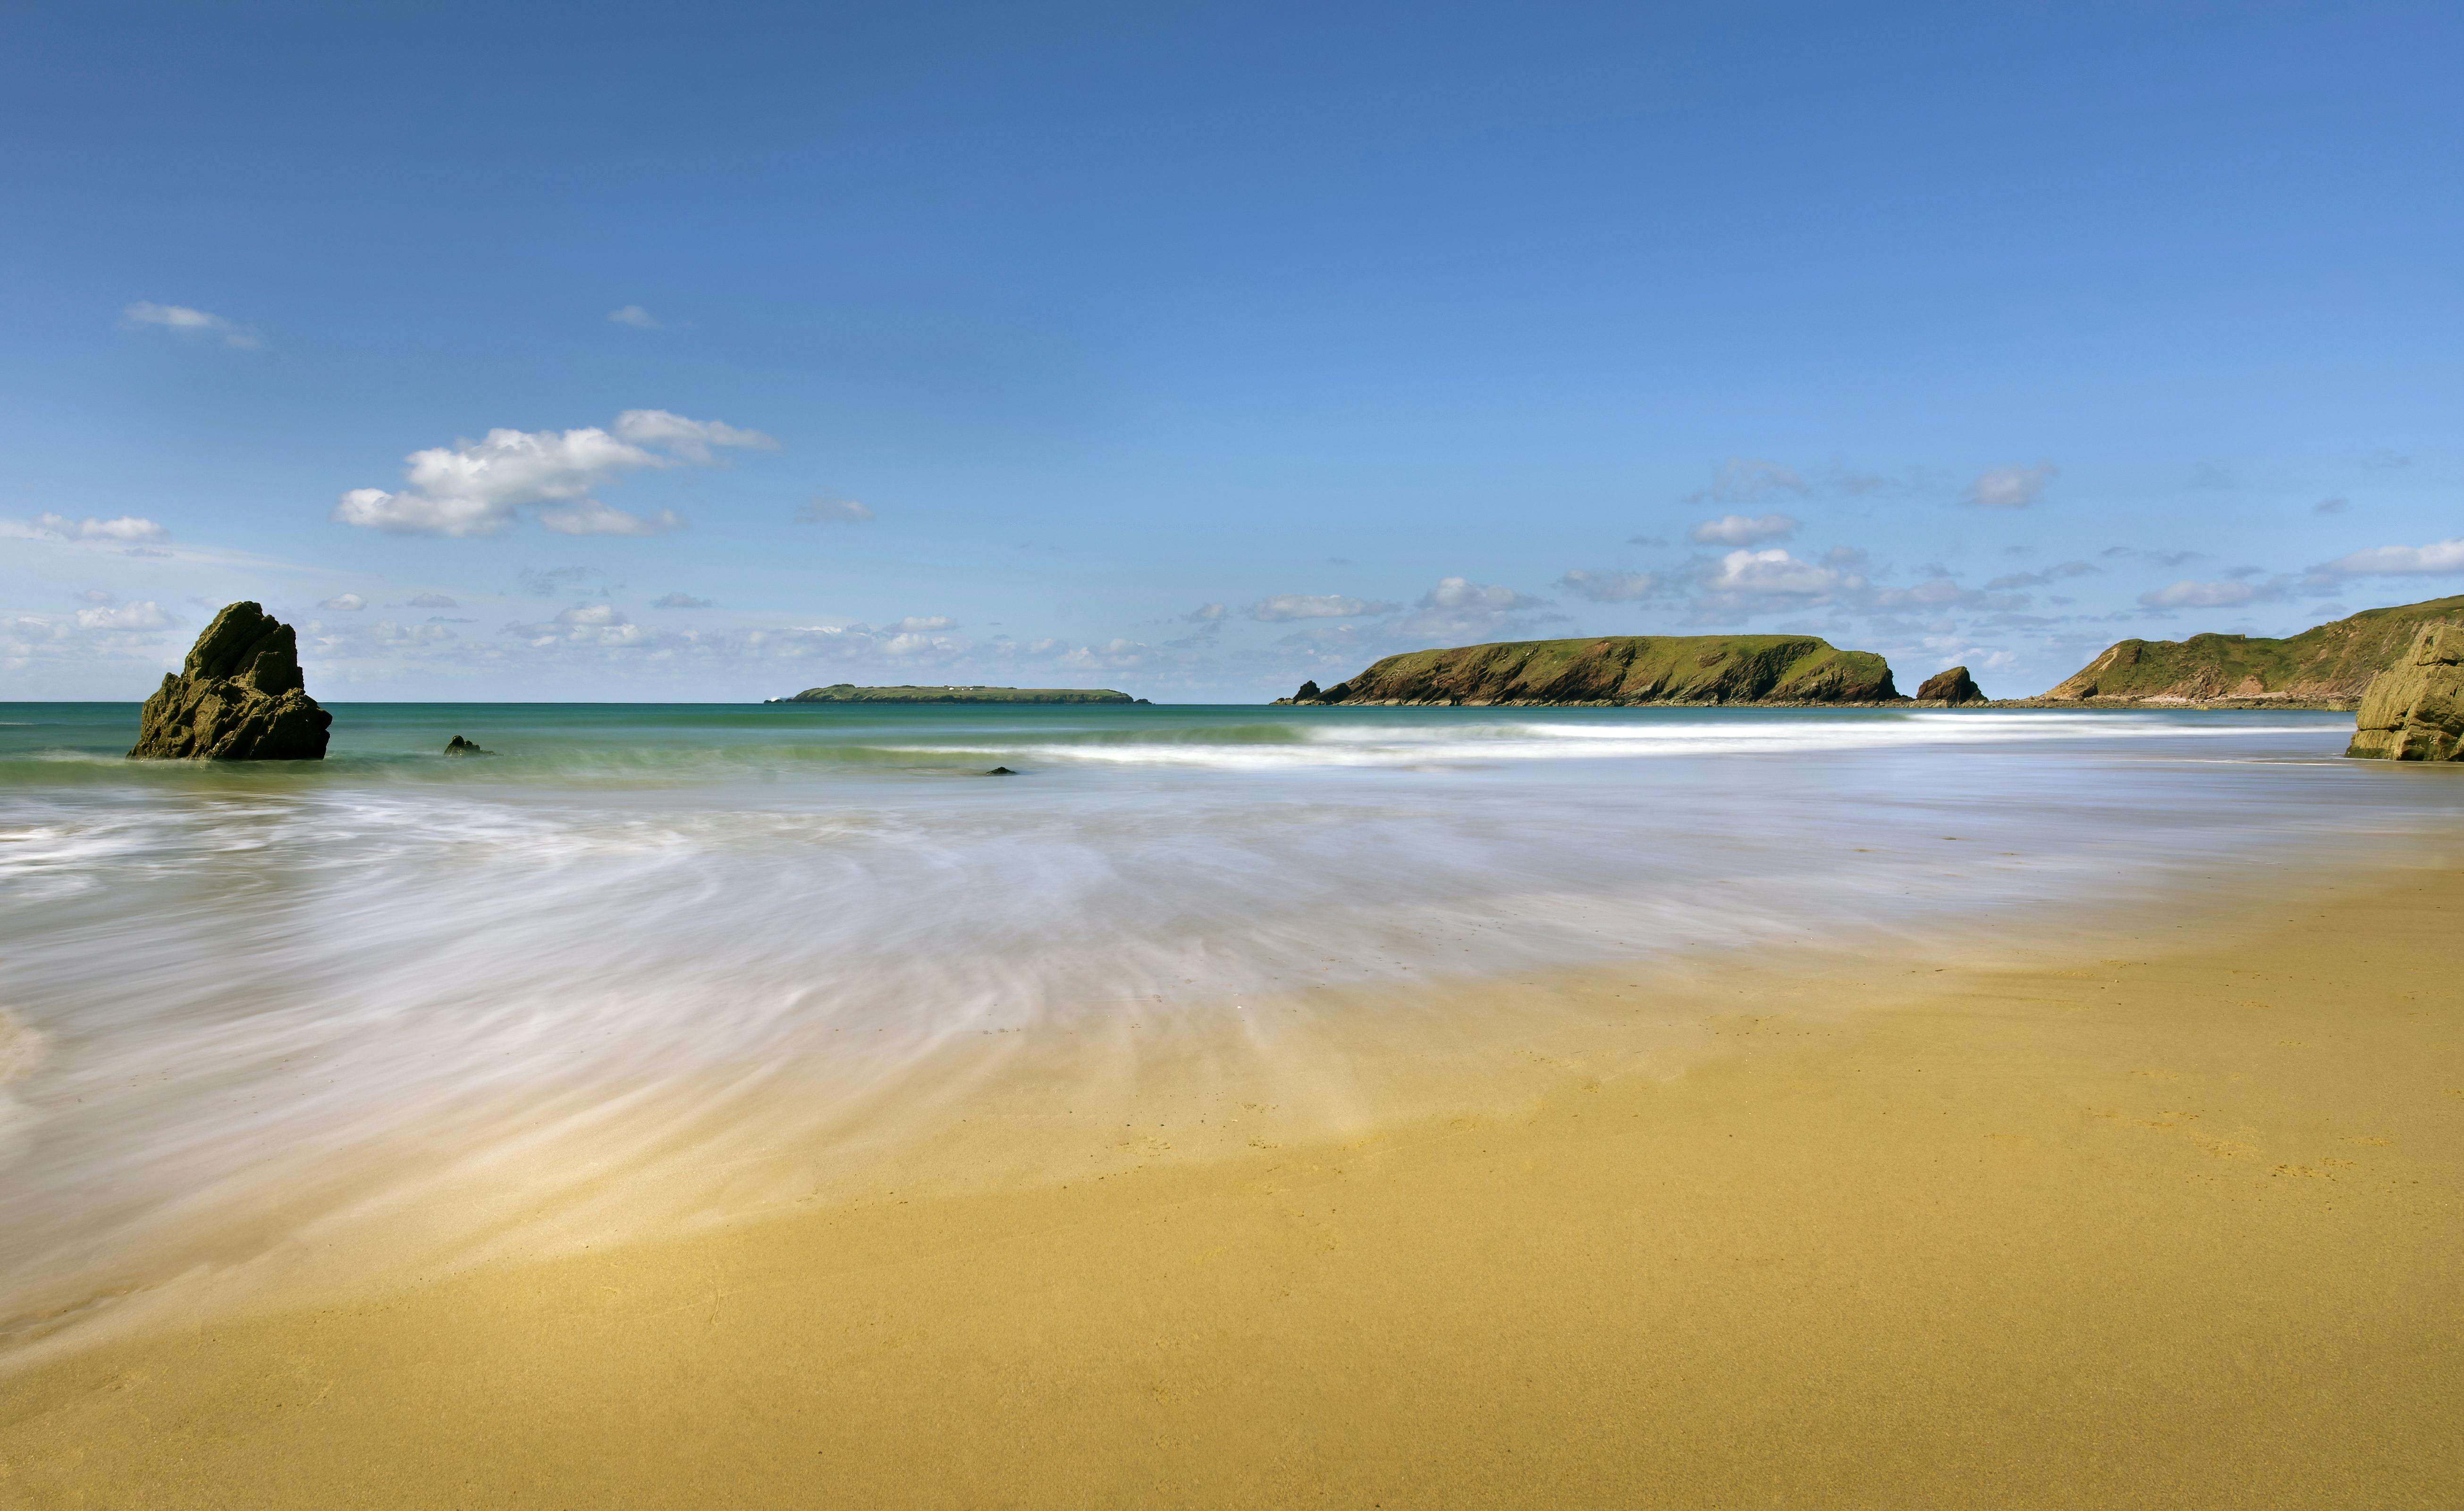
(1287, 635, 1899, 706)
(2038, 595, 2464, 704)
(771, 684, 1140, 705)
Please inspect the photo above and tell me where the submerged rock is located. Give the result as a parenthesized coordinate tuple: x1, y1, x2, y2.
(1916, 665, 1987, 705)
(2346, 623, 2464, 761)
(986, 765, 1018, 775)
(443, 735, 494, 757)
(127, 602, 331, 761)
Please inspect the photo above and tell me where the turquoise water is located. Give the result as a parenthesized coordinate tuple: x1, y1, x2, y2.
(1, 700, 2456, 1338)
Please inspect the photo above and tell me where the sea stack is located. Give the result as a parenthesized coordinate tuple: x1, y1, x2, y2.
(1916, 665, 1987, 705)
(2346, 622, 2464, 761)
(128, 602, 332, 761)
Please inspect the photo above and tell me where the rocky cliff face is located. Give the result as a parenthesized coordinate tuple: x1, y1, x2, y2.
(2346, 623, 2464, 761)
(1288, 635, 1899, 706)
(2037, 595, 2464, 705)
(1916, 666, 1986, 705)
(128, 602, 332, 760)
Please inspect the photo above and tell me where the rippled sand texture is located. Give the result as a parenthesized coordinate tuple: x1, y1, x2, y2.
(3, 862, 2459, 1508)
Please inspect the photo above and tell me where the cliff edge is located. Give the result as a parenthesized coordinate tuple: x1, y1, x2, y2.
(128, 602, 331, 760)
(2029, 595, 2464, 708)
(2346, 623, 2464, 761)
(1283, 635, 1899, 706)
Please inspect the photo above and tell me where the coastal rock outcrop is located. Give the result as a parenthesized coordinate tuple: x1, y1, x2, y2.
(127, 602, 331, 761)
(1916, 665, 1987, 705)
(2346, 624, 2464, 761)
(444, 735, 494, 757)
(2034, 595, 2464, 708)
(1282, 634, 1899, 706)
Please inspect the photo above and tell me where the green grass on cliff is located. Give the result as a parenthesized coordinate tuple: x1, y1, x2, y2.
(2045, 595, 2464, 701)
(1309, 635, 1898, 705)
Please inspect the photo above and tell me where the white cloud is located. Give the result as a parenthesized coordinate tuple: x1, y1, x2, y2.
(1184, 602, 1228, 622)
(1416, 577, 1544, 613)
(1557, 569, 1658, 603)
(1686, 458, 1807, 505)
(335, 412, 772, 537)
(653, 592, 713, 609)
(75, 600, 171, 630)
(1249, 593, 1396, 622)
(558, 604, 624, 626)
(540, 500, 686, 537)
(608, 305, 660, 328)
(609, 409, 778, 463)
(1963, 462, 2058, 508)
(890, 615, 954, 632)
(408, 592, 458, 608)
(796, 494, 876, 524)
(15, 512, 170, 543)
(1704, 548, 1851, 598)
(121, 301, 259, 349)
(320, 593, 367, 611)
(2310, 538, 2464, 577)
(1687, 513, 1799, 546)
(76, 589, 113, 604)
(2139, 579, 2257, 609)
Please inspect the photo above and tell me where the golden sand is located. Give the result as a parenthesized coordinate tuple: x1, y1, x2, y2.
(3, 870, 2460, 1508)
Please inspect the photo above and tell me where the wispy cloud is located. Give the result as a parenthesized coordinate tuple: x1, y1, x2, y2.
(653, 592, 713, 609)
(8, 511, 171, 543)
(1249, 593, 1397, 622)
(120, 301, 260, 349)
(1687, 512, 1798, 546)
(796, 494, 876, 524)
(1963, 462, 2058, 508)
(1684, 458, 1808, 505)
(1557, 569, 1658, 603)
(608, 305, 660, 328)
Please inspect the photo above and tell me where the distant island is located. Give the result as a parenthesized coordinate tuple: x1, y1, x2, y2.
(768, 684, 1147, 705)
(1278, 635, 1900, 706)
(2014, 594, 2464, 710)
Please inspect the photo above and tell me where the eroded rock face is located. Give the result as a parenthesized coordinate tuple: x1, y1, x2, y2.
(128, 602, 331, 761)
(1917, 665, 1987, 705)
(2346, 623, 2464, 761)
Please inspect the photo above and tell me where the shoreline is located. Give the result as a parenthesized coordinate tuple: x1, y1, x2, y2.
(3, 851, 2459, 1504)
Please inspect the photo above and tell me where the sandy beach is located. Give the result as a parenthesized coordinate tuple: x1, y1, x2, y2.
(3, 856, 2456, 1509)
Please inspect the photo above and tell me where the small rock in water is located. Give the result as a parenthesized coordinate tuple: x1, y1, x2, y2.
(443, 735, 495, 757)
(127, 601, 331, 761)
(1916, 665, 1988, 705)
(986, 765, 1018, 775)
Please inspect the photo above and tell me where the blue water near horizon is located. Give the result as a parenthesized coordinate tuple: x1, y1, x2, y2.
(3, 698, 2459, 1339)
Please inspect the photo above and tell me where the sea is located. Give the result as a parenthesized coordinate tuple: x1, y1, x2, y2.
(2, 699, 2459, 1347)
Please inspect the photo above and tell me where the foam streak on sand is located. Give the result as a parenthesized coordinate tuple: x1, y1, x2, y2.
(0, 702, 2461, 1467)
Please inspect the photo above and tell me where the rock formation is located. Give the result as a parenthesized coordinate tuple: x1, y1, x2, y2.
(444, 735, 494, 757)
(127, 602, 331, 761)
(2346, 623, 2464, 761)
(2034, 595, 2464, 707)
(1280, 634, 1899, 706)
(1916, 665, 1987, 705)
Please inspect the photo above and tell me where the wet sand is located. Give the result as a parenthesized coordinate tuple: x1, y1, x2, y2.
(3, 868, 2459, 1507)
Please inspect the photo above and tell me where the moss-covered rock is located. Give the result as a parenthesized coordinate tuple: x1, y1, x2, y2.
(2346, 623, 2464, 761)
(127, 603, 331, 761)
(1287, 635, 1899, 706)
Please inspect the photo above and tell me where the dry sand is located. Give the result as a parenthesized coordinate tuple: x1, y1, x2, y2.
(2, 867, 2460, 1508)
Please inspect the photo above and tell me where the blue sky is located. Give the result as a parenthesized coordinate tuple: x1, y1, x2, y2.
(3, 0, 2458, 700)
